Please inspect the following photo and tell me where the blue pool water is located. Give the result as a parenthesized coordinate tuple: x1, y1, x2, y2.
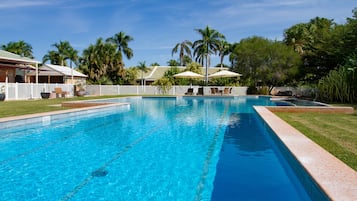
(0, 96, 324, 200)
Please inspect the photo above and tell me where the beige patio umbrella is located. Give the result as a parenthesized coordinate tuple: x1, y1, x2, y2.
(174, 71, 204, 87)
(208, 70, 242, 78)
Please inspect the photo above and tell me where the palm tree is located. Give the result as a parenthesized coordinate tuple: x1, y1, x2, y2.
(137, 61, 149, 86)
(172, 40, 192, 66)
(80, 38, 119, 84)
(1, 40, 34, 58)
(193, 26, 225, 84)
(218, 40, 231, 69)
(106, 32, 134, 67)
(42, 50, 61, 65)
(43, 41, 78, 66)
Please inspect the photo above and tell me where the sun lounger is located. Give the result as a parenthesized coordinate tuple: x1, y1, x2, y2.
(197, 87, 204, 95)
(54, 87, 69, 98)
(185, 88, 194, 95)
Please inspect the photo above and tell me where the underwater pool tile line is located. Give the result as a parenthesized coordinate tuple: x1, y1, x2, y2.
(194, 105, 228, 201)
(254, 106, 357, 201)
(61, 121, 167, 201)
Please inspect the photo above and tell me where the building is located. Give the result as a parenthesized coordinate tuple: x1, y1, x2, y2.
(26, 64, 87, 84)
(0, 50, 40, 83)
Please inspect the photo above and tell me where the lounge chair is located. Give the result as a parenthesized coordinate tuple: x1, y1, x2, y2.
(54, 87, 69, 98)
(197, 87, 204, 95)
(223, 88, 232, 95)
(185, 88, 194, 95)
(210, 87, 219, 95)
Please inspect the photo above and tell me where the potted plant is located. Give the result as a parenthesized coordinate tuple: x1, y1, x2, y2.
(40, 88, 51, 99)
(75, 82, 86, 96)
(0, 85, 5, 101)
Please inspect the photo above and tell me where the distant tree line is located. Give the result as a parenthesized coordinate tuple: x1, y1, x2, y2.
(1, 7, 356, 102)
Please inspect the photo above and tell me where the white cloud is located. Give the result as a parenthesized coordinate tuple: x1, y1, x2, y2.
(0, 0, 56, 9)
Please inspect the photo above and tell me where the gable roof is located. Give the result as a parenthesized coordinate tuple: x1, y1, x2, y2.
(0, 50, 39, 64)
(27, 64, 87, 77)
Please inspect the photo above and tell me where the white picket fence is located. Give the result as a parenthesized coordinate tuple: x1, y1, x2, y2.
(0, 83, 74, 100)
(0, 82, 249, 101)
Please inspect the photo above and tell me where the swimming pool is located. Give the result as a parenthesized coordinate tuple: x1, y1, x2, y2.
(0, 96, 326, 200)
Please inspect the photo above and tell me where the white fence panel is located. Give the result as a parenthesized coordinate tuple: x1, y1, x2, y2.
(0, 82, 74, 100)
(0, 83, 249, 100)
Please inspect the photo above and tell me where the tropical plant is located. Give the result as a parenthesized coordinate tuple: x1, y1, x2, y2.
(43, 41, 78, 67)
(106, 31, 134, 68)
(1, 40, 34, 58)
(217, 40, 231, 69)
(153, 77, 172, 94)
(150, 62, 160, 66)
(137, 61, 149, 86)
(163, 66, 181, 84)
(318, 53, 357, 103)
(167, 59, 179, 66)
(193, 26, 225, 84)
(80, 38, 119, 84)
(172, 40, 192, 66)
(230, 36, 301, 93)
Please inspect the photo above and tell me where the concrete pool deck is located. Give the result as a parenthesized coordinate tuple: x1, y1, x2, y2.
(255, 106, 357, 201)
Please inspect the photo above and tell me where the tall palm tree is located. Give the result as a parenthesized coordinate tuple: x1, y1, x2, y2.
(172, 40, 192, 66)
(1, 40, 34, 58)
(193, 26, 225, 84)
(106, 32, 134, 66)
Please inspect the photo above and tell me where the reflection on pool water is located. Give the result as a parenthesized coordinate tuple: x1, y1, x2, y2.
(0, 96, 326, 200)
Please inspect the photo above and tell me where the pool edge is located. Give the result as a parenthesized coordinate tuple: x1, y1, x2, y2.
(0, 102, 129, 123)
(254, 106, 357, 201)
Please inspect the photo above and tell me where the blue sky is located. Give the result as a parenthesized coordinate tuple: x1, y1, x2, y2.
(1, 0, 356, 67)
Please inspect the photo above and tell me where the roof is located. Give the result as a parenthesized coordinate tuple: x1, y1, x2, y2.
(27, 64, 87, 77)
(0, 50, 40, 64)
(137, 66, 228, 81)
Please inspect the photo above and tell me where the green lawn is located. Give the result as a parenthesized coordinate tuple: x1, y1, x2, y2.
(276, 106, 357, 171)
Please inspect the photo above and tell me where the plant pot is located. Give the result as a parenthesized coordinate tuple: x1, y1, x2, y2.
(0, 94, 5, 101)
(41, 92, 51, 99)
(76, 90, 86, 97)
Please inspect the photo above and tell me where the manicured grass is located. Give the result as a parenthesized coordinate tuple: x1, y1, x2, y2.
(0, 95, 130, 118)
(276, 109, 357, 171)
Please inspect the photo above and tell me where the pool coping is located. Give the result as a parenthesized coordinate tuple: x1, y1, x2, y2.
(0, 102, 129, 123)
(254, 106, 357, 201)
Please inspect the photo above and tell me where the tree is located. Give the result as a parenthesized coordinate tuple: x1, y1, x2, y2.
(106, 31, 134, 68)
(193, 26, 225, 84)
(137, 61, 149, 86)
(172, 40, 192, 66)
(230, 36, 301, 93)
(167, 59, 179, 66)
(150, 62, 160, 66)
(42, 50, 61, 65)
(1, 40, 34, 58)
(43, 41, 78, 67)
(80, 38, 118, 84)
(217, 40, 231, 69)
(284, 17, 336, 83)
